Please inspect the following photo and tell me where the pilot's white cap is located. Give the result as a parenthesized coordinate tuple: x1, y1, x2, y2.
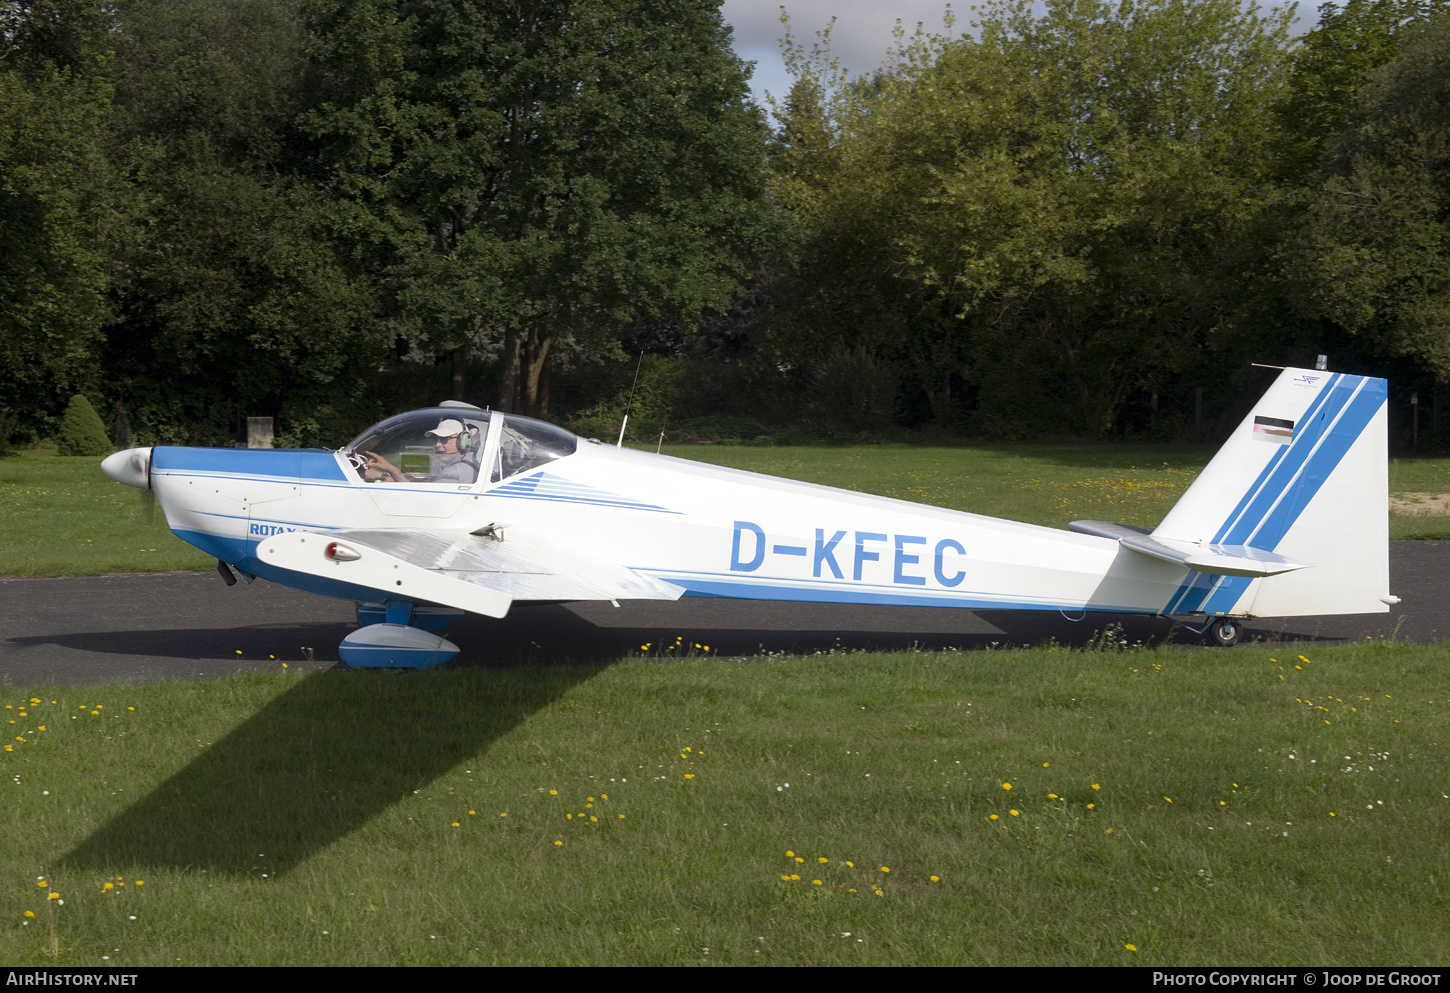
(426, 418, 465, 438)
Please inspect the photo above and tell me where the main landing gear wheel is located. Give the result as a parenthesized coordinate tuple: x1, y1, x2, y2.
(1206, 617, 1242, 648)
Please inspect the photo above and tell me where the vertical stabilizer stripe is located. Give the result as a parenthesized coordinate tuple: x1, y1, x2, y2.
(1213, 375, 1350, 545)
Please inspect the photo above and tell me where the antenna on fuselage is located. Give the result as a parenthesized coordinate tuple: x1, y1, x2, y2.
(616, 352, 644, 449)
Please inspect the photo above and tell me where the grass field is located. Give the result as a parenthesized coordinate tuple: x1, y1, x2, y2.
(6, 443, 1450, 577)
(3, 639, 1447, 966)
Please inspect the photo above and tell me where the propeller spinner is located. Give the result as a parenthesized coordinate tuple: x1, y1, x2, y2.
(101, 447, 153, 490)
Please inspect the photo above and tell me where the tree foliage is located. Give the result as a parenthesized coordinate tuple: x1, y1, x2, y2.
(5, 0, 1450, 448)
(1275, 0, 1450, 183)
(0, 0, 115, 439)
(303, 0, 777, 414)
(769, 0, 1295, 437)
(55, 392, 110, 454)
(101, 0, 378, 445)
(1285, 15, 1450, 378)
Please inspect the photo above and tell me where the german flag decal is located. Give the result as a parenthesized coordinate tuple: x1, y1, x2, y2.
(1253, 415, 1294, 443)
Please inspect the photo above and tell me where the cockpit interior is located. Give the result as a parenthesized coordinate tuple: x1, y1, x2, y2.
(344, 406, 578, 485)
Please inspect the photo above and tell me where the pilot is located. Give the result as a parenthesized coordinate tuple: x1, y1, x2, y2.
(365, 418, 480, 484)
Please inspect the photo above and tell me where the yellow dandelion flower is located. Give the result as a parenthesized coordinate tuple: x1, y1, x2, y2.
(790, 874, 800, 881)
(1126, 943, 1137, 952)
(1092, 783, 1101, 790)
(880, 866, 890, 873)
(554, 840, 563, 846)
(1087, 803, 1095, 809)
(549, 789, 557, 795)
(1010, 809, 1019, 816)
(452, 822, 460, 827)
(930, 875, 940, 882)
(24, 911, 35, 918)
(845, 861, 854, 868)
(786, 851, 795, 857)
(1002, 783, 1012, 790)
(134, 881, 142, 886)
(818, 857, 828, 864)
(684, 773, 695, 780)
(1048, 793, 1059, 799)
(812, 880, 823, 886)
(990, 814, 998, 821)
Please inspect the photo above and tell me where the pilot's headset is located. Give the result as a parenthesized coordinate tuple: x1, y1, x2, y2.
(458, 424, 482, 454)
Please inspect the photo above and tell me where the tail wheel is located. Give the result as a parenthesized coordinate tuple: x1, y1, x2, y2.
(1207, 617, 1242, 648)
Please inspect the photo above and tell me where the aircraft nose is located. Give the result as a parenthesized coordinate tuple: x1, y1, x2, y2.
(101, 447, 153, 490)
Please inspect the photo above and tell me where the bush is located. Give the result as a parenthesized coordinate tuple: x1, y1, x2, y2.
(56, 394, 112, 456)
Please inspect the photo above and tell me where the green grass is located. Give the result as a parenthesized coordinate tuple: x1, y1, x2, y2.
(7, 444, 1449, 577)
(0, 453, 212, 576)
(665, 443, 1450, 541)
(658, 441, 1213, 530)
(1386, 457, 1450, 539)
(4, 639, 1447, 965)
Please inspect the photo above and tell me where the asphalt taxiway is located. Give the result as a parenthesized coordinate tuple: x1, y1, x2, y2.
(3, 541, 1446, 686)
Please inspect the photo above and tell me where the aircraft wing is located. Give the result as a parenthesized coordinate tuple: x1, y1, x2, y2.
(1068, 520, 1312, 578)
(256, 528, 684, 619)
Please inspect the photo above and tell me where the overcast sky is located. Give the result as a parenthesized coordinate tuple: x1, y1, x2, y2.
(719, 2, 1312, 111)
(721, 0, 959, 109)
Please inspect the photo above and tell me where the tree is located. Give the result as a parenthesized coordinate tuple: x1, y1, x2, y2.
(303, 0, 777, 414)
(1284, 15, 1450, 378)
(102, 0, 378, 444)
(0, 0, 116, 441)
(768, 0, 1296, 436)
(55, 392, 110, 454)
(1274, 0, 1450, 183)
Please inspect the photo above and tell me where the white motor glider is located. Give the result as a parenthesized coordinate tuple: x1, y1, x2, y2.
(102, 366, 1396, 667)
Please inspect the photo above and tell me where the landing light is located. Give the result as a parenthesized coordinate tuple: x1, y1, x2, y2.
(325, 541, 361, 562)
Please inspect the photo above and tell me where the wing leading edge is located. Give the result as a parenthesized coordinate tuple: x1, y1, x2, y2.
(256, 528, 684, 618)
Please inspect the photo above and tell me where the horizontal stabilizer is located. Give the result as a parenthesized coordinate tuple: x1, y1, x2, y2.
(1069, 520, 1312, 578)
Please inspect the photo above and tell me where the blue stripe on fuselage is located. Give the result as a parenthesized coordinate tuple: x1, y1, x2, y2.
(151, 447, 348, 481)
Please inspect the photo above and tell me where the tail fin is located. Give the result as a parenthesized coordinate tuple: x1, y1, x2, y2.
(1153, 367, 1391, 617)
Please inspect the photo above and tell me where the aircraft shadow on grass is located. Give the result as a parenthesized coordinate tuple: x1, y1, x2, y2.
(49, 598, 1397, 878)
(58, 661, 600, 879)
